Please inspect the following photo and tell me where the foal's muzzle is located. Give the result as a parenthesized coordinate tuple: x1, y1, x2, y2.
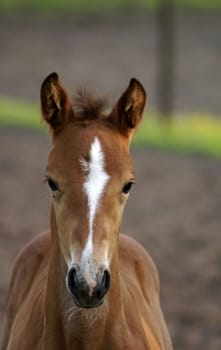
(67, 265, 111, 308)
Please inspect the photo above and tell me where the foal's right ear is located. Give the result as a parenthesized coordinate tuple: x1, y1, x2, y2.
(41, 73, 72, 132)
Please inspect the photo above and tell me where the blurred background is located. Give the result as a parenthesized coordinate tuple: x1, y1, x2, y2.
(0, 0, 221, 349)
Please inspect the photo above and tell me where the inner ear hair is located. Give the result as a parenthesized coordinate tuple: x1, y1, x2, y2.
(41, 72, 72, 131)
(109, 78, 146, 136)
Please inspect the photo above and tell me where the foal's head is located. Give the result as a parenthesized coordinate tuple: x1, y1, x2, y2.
(41, 73, 146, 308)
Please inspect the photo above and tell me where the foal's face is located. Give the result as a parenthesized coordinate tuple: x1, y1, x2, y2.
(47, 125, 134, 305)
(41, 73, 146, 308)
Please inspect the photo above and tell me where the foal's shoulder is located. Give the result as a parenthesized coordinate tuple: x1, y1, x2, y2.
(6, 231, 50, 310)
(119, 234, 160, 295)
(1, 231, 50, 348)
(13, 230, 50, 273)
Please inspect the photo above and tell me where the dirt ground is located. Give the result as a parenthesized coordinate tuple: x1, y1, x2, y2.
(0, 12, 221, 350)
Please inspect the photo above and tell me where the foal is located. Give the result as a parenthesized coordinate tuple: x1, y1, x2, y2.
(1, 73, 173, 350)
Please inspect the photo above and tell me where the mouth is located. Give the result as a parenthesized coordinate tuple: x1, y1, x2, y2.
(73, 296, 104, 309)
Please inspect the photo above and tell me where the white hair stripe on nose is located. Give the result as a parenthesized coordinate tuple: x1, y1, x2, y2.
(80, 137, 110, 269)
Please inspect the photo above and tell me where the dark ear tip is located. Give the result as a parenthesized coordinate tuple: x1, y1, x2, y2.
(130, 77, 140, 85)
(129, 78, 146, 94)
(42, 72, 59, 87)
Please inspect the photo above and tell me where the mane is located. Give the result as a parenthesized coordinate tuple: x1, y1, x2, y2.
(73, 89, 108, 121)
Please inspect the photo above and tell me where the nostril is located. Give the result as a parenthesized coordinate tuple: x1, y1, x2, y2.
(102, 269, 111, 291)
(68, 267, 77, 292)
(95, 288, 102, 299)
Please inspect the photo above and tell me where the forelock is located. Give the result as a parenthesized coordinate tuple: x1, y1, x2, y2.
(73, 89, 108, 122)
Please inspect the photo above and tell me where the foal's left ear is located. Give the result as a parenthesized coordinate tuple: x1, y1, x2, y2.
(109, 78, 146, 137)
(41, 72, 73, 133)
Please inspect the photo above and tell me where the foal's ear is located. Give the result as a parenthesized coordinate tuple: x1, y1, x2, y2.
(41, 72, 72, 132)
(109, 78, 146, 137)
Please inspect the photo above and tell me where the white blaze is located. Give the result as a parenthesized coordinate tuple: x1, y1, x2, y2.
(80, 137, 110, 269)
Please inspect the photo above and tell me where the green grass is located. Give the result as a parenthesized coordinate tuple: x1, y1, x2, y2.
(1, 0, 221, 14)
(1, 97, 221, 158)
(177, 0, 221, 10)
(133, 113, 221, 158)
(0, 98, 42, 129)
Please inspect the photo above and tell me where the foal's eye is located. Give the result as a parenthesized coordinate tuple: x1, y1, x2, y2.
(122, 181, 134, 195)
(47, 178, 59, 192)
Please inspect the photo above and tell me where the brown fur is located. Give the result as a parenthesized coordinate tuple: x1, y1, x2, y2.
(1, 74, 173, 350)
